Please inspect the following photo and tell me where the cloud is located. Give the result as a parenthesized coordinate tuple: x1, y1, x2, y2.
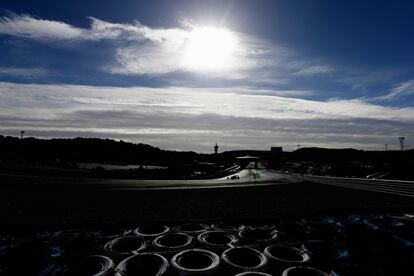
(336, 68, 404, 88)
(0, 82, 413, 151)
(0, 14, 255, 75)
(0, 13, 188, 43)
(0, 14, 85, 40)
(108, 28, 286, 75)
(87, 16, 189, 43)
(375, 79, 414, 101)
(0, 13, 332, 81)
(294, 65, 334, 76)
(0, 67, 48, 77)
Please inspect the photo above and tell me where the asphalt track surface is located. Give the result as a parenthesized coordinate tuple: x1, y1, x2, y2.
(1, 170, 414, 227)
(0, 169, 298, 191)
(305, 175, 414, 198)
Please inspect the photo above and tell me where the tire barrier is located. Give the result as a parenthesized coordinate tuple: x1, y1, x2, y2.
(198, 231, 238, 247)
(277, 222, 308, 242)
(174, 223, 210, 234)
(101, 228, 132, 240)
(171, 248, 220, 275)
(264, 244, 310, 274)
(62, 255, 114, 276)
(238, 228, 278, 245)
(40, 230, 101, 257)
(235, 272, 272, 276)
(104, 236, 146, 256)
(153, 233, 193, 250)
(115, 253, 169, 276)
(2, 212, 414, 275)
(247, 224, 277, 230)
(0, 239, 52, 275)
(212, 223, 245, 231)
(134, 225, 170, 238)
(221, 247, 268, 274)
(331, 263, 373, 276)
(301, 240, 348, 270)
(281, 266, 331, 276)
(305, 222, 339, 242)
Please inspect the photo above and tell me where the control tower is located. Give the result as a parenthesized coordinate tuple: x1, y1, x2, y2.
(214, 143, 219, 154)
(399, 137, 405, 151)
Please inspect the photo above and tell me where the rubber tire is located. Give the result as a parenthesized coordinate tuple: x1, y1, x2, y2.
(104, 235, 146, 256)
(64, 255, 114, 276)
(282, 266, 331, 276)
(235, 273, 272, 276)
(171, 248, 220, 275)
(264, 244, 310, 264)
(133, 225, 170, 238)
(197, 230, 238, 247)
(264, 244, 310, 274)
(221, 246, 268, 274)
(174, 223, 210, 234)
(301, 240, 348, 261)
(212, 223, 245, 231)
(238, 228, 278, 244)
(115, 253, 169, 276)
(153, 232, 193, 250)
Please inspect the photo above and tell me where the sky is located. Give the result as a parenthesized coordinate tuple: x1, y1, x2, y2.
(0, 0, 414, 152)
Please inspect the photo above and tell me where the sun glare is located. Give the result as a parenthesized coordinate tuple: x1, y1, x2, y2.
(183, 26, 238, 72)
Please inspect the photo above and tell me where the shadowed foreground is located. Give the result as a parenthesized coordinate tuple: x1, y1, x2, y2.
(1, 179, 414, 227)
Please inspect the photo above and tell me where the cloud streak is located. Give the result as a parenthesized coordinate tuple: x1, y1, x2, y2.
(376, 79, 414, 101)
(0, 67, 48, 77)
(294, 65, 334, 76)
(0, 14, 84, 40)
(0, 82, 412, 151)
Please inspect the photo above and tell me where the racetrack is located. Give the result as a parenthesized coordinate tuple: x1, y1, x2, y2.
(1, 171, 414, 227)
(305, 175, 414, 198)
(0, 169, 298, 191)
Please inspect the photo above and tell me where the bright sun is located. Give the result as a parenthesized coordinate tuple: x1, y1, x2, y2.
(183, 26, 238, 72)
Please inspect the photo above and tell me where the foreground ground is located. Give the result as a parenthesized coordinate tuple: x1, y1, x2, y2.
(1, 173, 414, 275)
(1, 212, 414, 275)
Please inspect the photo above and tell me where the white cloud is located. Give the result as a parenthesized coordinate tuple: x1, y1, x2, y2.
(0, 82, 413, 151)
(0, 14, 85, 40)
(0, 13, 313, 79)
(1, 82, 413, 121)
(0, 67, 48, 77)
(294, 65, 334, 76)
(4, 13, 407, 96)
(111, 45, 182, 75)
(0, 13, 189, 43)
(109, 28, 283, 75)
(87, 16, 189, 44)
(376, 79, 414, 101)
(336, 68, 404, 87)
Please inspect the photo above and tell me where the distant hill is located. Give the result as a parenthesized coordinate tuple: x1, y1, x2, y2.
(0, 136, 198, 166)
(1, 136, 414, 180)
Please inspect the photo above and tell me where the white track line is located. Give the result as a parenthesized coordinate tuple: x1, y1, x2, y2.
(312, 181, 414, 198)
